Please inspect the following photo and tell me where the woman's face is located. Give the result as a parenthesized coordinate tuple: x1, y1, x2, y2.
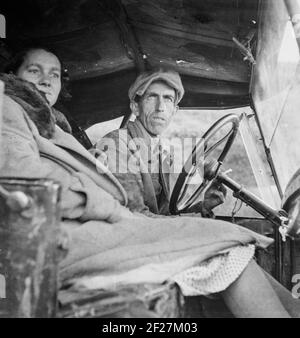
(16, 49, 62, 107)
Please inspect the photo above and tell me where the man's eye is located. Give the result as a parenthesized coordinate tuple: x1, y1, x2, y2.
(146, 95, 156, 101)
(165, 97, 174, 103)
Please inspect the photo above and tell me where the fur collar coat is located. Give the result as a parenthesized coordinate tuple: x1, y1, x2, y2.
(0, 73, 72, 138)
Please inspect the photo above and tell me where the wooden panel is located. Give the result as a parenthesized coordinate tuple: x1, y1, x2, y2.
(2, 0, 256, 83)
(181, 75, 248, 96)
(2, 0, 255, 123)
(2, 1, 135, 80)
(59, 283, 183, 318)
(124, 0, 258, 43)
(135, 29, 251, 82)
(3, 0, 110, 38)
(131, 21, 235, 47)
(48, 22, 135, 80)
(0, 178, 61, 318)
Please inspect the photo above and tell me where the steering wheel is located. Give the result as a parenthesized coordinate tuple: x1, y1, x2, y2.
(169, 113, 240, 215)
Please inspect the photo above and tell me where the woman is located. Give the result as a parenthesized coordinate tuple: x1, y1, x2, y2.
(0, 46, 299, 318)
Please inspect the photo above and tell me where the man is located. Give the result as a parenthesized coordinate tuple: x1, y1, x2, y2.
(95, 68, 225, 216)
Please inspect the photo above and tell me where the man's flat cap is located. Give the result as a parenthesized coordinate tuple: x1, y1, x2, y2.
(128, 68, 184, 104)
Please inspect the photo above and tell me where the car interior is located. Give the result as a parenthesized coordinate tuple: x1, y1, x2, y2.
(1, 0, 300, 318)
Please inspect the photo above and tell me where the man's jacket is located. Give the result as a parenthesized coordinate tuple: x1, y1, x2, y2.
(95, 119, 173, 215)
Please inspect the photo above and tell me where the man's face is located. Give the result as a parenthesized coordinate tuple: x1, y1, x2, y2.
(16, 49, 62, 107)
(136, 81, 178, 135)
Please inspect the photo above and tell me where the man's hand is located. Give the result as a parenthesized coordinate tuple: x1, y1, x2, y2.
(89, 147, 109, 166)
(201, 157, 227, 216)
(180, 158, 227, 217)
(202, 179, 227, 216)
(182, 180, 226, 217)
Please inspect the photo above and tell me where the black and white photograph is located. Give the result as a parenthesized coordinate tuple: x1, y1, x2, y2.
(0, 0, 300, 322)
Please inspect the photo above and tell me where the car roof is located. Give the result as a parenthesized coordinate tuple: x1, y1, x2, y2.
(0, 0, 258, 127)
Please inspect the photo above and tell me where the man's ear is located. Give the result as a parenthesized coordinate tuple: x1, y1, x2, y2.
(130, 101, 139, 116)
(174, 105, 179, 115)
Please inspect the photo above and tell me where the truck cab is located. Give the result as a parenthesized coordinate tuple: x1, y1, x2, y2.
(1, 0, 300, 317)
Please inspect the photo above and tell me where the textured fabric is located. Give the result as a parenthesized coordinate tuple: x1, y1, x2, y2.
(1, 81, 273, 289)
(67, 244, 255, 295)
(173, 244, 255, 296)
(60, 216, 272, 284)
(0, 73, 56, 138)
(52, 108, 72, 134)
(1, 94, 127, 222)
(128, 68, 185, 104)
(96, 119, 171, 215)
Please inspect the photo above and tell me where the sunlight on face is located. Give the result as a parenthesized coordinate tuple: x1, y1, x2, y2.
(16, 49, 62, 107)
(137, 81, 178, 136)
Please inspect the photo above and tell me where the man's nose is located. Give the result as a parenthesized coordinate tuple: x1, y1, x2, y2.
(156, 97, 166, 111)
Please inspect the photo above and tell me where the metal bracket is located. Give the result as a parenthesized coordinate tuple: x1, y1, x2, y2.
(232, 36, 256, 65)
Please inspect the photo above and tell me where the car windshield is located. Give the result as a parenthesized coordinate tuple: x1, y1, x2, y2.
(86, 103, 282, 217)
(162, 107, 280, 217)
(251, 0, 300, 194)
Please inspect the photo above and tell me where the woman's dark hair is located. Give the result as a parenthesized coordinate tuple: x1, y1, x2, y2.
(4, 46, 71, 102)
